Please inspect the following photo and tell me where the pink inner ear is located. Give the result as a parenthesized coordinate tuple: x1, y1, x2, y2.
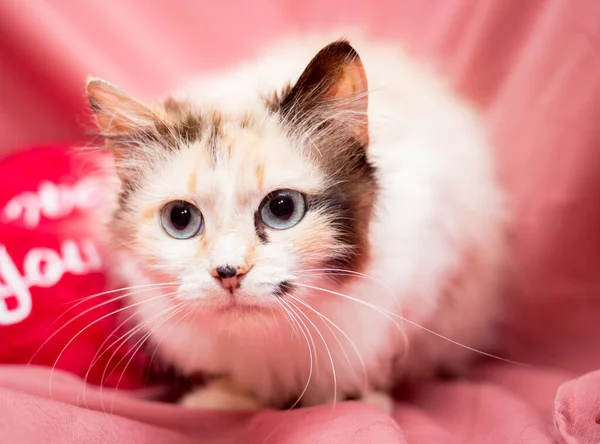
(330, 61, 369, 145)
(281, 41, 370, 146)
(332, 61, 368, 102)
(283, 41, 365, 109)
(87, 80, 158, 134)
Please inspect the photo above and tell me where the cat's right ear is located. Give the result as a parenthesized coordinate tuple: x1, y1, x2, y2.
(86, 79, 169, 182)
(86, 78, 170, 183)
(86, 78, 160, 135)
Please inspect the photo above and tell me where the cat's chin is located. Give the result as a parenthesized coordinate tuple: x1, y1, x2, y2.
(213, 300, 273, 314)
(176, 284, 295, 316)
(191, 300, 287, 328)
(191, 297, 279, 317)
(173, 283, 303, 322)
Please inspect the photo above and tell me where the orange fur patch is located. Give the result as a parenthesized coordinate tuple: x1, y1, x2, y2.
(188, 171, 197, 194)
(143, 206, 157, 220)
(197, 236, 208, 255)
(256, 164, 265, 189)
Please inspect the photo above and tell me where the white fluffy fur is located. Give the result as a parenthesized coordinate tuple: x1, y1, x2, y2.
(106, 33, 507, 412)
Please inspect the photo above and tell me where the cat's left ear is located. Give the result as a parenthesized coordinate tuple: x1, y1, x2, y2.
(280, 40, 369, 146)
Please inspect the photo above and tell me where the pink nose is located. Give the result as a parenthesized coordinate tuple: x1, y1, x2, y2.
(211, 265, 247, 291)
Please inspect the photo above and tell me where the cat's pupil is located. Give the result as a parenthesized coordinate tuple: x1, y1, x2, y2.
(270, 196, 294, 220)
(170, 205, 192, 229)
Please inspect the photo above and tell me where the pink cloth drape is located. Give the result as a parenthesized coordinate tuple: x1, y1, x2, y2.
(1, 0, 600, 442)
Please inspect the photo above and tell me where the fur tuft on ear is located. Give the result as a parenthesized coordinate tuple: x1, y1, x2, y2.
(85, 78, 178, 178)
(280, 39, 369, 146)
(86, 78, 160, 136)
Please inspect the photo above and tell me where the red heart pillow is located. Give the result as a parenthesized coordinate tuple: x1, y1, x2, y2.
(0, 145, 150, 390)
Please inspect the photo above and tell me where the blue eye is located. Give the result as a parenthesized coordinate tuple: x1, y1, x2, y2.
(160, 200, 203, 239)
(259, 189, 307, 230)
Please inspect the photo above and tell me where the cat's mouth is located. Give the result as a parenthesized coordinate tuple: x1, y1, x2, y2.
(222, 280, 295, 299)
(198, 280, 296, 314)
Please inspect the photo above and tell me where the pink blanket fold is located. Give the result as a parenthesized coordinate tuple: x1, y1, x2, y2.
(554, 370, 600, 444)
(0, 363, 592, 443)
(2, 0, 600, 443)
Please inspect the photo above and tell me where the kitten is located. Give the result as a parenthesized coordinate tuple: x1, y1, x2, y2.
(86, 33, 508, 413)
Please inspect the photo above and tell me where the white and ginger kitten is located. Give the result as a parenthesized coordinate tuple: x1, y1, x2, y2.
(86, 33, 508, 413)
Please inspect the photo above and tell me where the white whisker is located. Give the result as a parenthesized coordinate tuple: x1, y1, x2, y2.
(79, 309, 140, 408)
(273, 298, 314, 410)
(47, 291, 172, 400)
(96, 299, 184, 414)
(57, 282, 179, 308)
(286, 293, 368, 392)
(79, 291, 181, 408)
(297, 283, 527, 367)
(32, 283, 177, 365)
(284, 298, 338, 409)
(107, 302, 191, 414)
(298, 268, 390, 287)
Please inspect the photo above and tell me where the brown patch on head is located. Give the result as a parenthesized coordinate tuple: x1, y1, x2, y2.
(166, 112, 204, 145)
(209, 109, 223, 130)
(240, 112, 254, 129)
(264, 82, 292, 113)
(156, 98, 205, 146)
(207, 110, 224, 164)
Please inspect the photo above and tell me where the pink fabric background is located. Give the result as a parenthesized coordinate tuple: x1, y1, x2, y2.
(1, 0, 600, 442)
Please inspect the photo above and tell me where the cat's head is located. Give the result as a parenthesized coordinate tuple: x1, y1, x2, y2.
(87, 40, 378, 314)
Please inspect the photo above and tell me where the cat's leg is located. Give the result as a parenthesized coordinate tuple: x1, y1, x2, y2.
(357, 390, 394, 415)
(180, 378, 263, 411)
(306, 389, 394, 415)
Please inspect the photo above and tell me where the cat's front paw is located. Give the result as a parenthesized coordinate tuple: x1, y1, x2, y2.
(180, 379, 262, 411)
(358, 390, 394, 416)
